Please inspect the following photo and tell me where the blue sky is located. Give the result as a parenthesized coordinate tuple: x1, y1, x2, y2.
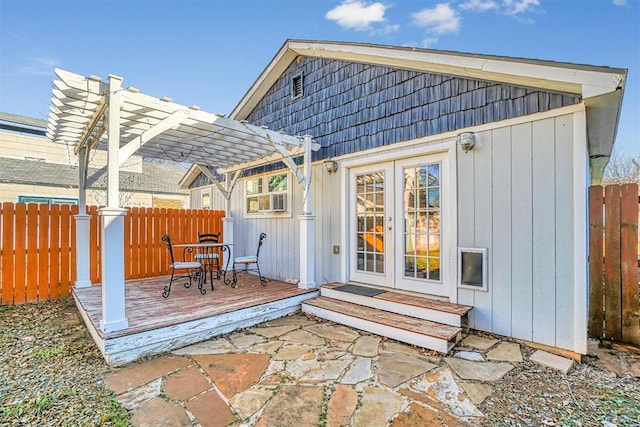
(1, 0, 638, 154)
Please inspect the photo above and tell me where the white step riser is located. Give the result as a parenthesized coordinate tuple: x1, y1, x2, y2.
(302, 303, 455, 353)
(321, 287, 462, 327)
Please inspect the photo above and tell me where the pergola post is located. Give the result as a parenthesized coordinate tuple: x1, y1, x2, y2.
(222, 172, 234, 268)
(99, 74, 128, 333)
(298, 135, 316, 289)
(74, 146, 91, 289)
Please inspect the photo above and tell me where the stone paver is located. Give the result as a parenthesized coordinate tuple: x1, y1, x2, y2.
(116, 378, 162, 410)
(381, 341, 421, 357)
(281, 329, 326, 346)
(445, 358, 514, 381)
(529, 350, 573, 374)
(250, 340, 284, 355)
(454, 351, 484, 361)
(228, 333, 265, 349)
(486, 342, 523, 363)
(185, 389, 237, 427)
(273, 344, 315, 360)
(409, 368, 482, 417)
(130, 397, 191, 427)
(398, 388, 466, 427)
(228, 387, 274, 420)
(193, 353, 270, 398)
(352, 335, 381, 357)
(305, 323, 361, 342)
(287, 358, 352, 381)
(256, 385, 324, 427)
(376, 352, 437, 387)
(352, 386, 403, 427)
(459, 335, 499, 350)
(328, 340, 353, 351)
(459, 381, 492, 405)
(629, 358, 640, 377)
(104, 355, 191, 394)
(390, 402, 447, 427)
(327, 384, 359, 427)
(249, 324, 300, 338)
(342, 357, 373, 384)
(164, 365, 211, 401)
(172, 338, 234, 355)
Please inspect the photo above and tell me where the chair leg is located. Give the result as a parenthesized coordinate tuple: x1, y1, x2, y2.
(163, 269, 175, 298)
(231, 263, 238, 288)
(257, 263, 267, 286)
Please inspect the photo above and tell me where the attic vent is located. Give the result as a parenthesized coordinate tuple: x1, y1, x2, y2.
(292, 73, 303, 100)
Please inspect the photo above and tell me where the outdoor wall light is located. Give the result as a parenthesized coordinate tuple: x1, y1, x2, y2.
(323, 159, 338, 174)
(457, 132, 476, 153)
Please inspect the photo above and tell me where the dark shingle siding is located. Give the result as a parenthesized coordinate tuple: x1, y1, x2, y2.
(245, 57, 580, 161)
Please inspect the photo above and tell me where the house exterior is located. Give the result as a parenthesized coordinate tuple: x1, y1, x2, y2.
(0, 112, 190, 208)
(180, 40, 627, 355)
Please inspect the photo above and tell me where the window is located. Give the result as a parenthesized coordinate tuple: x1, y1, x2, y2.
(18, 195, 78, 206)
(201, 191, 211, 209)
(291, 72, 303, 100)
(245, 172, 289, 215)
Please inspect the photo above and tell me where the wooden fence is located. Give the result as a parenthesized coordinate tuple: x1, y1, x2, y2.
(0, 202, 224, 305)
(588, 183, 639, 345)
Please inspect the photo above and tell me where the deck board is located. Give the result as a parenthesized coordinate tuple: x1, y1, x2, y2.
(74, 275, 316, 339)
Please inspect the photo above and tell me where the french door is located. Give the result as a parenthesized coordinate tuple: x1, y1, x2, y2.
(348, 153, 450, 296)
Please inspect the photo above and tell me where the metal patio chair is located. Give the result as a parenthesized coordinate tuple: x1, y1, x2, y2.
(161, 234, 203, 297)
(230, 232, 267, 287)
(195, 232, 221, 289)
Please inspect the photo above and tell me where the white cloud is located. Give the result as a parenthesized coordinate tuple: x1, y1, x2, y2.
(412, 3, 460, 34)
(502, 0, 540, 15)
(326, 0, 388, 30)
(612, 0, 626, 5)
(421, 37, 440, 47)
(18, 57, 59, 76)
(460, 0, 499, 12)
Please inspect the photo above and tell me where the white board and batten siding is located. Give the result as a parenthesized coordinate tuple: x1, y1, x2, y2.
(190, 185, 226, 211)
(228, 163, 342, 285)
(457, 112, 578, 352)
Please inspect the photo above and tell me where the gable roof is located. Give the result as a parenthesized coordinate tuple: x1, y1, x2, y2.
(231, 40, 627, 183)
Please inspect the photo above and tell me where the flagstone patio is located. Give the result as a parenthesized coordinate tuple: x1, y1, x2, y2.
(103, 313, 577, 427)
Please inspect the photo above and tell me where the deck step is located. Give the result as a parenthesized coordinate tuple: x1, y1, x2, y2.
(321, 283, 473, 327)
(302, 296, 462, 353)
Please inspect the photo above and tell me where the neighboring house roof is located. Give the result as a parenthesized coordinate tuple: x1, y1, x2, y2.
(0, 157, 189, 195)
(230, 40, 627, 183)
(0, 112, 47, 136)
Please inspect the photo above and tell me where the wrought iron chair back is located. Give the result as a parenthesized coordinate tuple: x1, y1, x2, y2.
(196, 232, 221, 286)
(229, 233, 267, 287)
(161, 234, 204, 298)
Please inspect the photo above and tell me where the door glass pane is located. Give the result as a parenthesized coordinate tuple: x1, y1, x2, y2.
(402, 163, 441, 281)
(355, 171, 385, 273)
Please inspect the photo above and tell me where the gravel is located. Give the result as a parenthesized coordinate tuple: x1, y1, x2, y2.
(1, 297, 638, 426)
(0, 297, 129, 426)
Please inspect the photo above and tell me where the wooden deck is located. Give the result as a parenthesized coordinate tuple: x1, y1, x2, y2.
(73, 274, 319, 366)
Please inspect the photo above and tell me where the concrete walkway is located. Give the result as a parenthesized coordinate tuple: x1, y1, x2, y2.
(103, 313, 580, 426)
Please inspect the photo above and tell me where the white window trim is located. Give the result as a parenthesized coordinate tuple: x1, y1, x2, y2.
(201, 189, 211, 210)
(244, 170, 292, 218)
(457, 247, 488, 292)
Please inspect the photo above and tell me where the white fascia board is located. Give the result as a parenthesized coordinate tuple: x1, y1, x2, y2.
(179, 164, 200, 189)
(288, 41, 626, 98)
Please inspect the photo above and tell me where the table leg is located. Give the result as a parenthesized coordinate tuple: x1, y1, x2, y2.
(222, 245, 233, 286)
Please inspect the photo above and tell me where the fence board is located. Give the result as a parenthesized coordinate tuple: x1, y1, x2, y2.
(1, 202, 15, 304)
(49, 205, 61, 299)
(26, 204, 39, 300)
(60, 205, 71, 297)
(124, 207, 131, 279)
(604, 185, 622, 341)
(38, 204, 50, 301)
(153, 208, 161, 276)
(588, 186, 605, 338)
(14, 203, 27, 303)
(620, 183, 640, 345)
(159, 208, 168, 275)
(131, 207, 140, 279)
(89, 206, 99, 283)
(146, 208, 154, 277)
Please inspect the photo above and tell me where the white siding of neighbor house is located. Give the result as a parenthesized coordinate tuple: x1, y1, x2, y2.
(457, 113, 576, 351)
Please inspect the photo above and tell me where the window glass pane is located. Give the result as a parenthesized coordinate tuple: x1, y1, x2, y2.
(375, 254, 384, 274)
(247, 197, 259, 213)
(357, 253, 364, 270)
(201, 193, 210, 208)
(416, 257, 428, 278)
(268, 174, 287, 192)
(258, 195, 270, 211)
(246, 179, 262, 195)
(428, 164, 440, 186)
(404, 190, 415, 209)
(417, 166, 428, 188)
(404, 257, 415, 277)
(404, 212, 415, 233)
(365, 253, 374, 271)
(428, 188, 440, 208)
(418, 188, 428, 208)
(404, 168, 415, 190)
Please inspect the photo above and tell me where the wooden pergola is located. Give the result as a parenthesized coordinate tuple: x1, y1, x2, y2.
(47, 69, 319, 333)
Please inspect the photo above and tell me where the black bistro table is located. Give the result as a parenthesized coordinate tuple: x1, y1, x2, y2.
(172, 242, 232, 291)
